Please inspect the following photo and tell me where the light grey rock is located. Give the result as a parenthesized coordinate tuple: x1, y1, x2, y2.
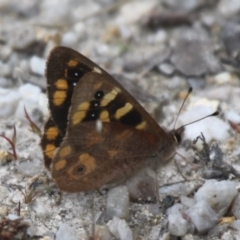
(180, 195, 196, 209)
(168, 213, 189, 237)
(232, 193, 240, 219)
(55, 223, 78, 240)
(29, 56, 45, 76)
(126, 168, 156, 202)
(171, 32, 220, 76)
(106, 185, 130, 220)
(194, 180, 238, 217)
(0, 88, 20, 118)
(107, 216, 133, 240)
(185, 200, 218, 234)
(167, 204, 189, 236)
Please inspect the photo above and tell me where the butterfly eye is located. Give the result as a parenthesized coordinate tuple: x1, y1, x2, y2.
(94, 90, 104, 99)
(174, 128, 183, 144)
(73, 164, 86, 175)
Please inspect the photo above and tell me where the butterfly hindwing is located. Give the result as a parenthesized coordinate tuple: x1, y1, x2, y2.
(42, 46, 179, 192)
(51, 71, 173, 192)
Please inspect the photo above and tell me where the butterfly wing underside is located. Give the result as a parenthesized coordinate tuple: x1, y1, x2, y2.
(52, 70, 175, 192)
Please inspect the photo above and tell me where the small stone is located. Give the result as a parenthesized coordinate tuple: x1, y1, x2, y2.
(0, 62, 11, 77)
(158, 62, 175, 75)
(168, 213, 189, 236)
(8, 24, 36, 50)
(107, 216, 133, 240)
(126, 168, 156, 202)
(185, 200, 218, 234)
(39, 0, 71, 26)
(0, 45, 12, 61)
(218, 1, 240, 18)
(118, 1, 157, 24)
(178, 104, 230, 148)
(72, 1, 100, 21)
(15, 83, 42, 121)
(166, 203, 184, 216)
(162, 0, 204, 12)
(225, 109, 240, 123)
(182, 234, 195, 240)
(213, 72, 238, 85)
(30, 56, 46, 76)
(232, 193, 240, 219)
(106, 185, 130, 220)
(93, 225, 113, 240)
(0, 88, 20, 118)
(167, 204, 189, 236)
(19, 83, 41, 102)
(159, 182, 189, 198)
(171, 38, 220, 76)
(61, 31, 79, 47)
(39, 92, 49, 118)
(180, 195, 196, 209)
(194, 180, 238, 217)
(7, 214, 21, 221)
(34, 199, 52, 219)
(55, 223, 78, 240)
(0, 77, 13, 88)
(222, 23, 240, 54)
(16, 159, 42, 177)
(233, 219, 240, 231)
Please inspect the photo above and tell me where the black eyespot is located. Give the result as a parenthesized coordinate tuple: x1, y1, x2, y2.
(94, 90, 104, 99)
(83, 110, 100, 121)
(67, 63, 91, 80)
(74, 165, 85, 175)
(90, 100, 100, 108)
(67, 68, 85, 79)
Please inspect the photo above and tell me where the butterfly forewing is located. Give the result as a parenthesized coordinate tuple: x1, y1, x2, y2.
(46, 47, 100, 136)
(41, 118, 62, 169)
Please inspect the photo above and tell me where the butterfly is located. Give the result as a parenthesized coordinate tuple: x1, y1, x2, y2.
(41, 46, 216, 192)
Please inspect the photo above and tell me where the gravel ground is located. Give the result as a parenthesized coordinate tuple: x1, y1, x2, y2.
(1, 0, 240, 239)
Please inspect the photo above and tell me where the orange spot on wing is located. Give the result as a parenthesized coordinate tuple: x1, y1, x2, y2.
(59, 146, 72, 158)
(55, 79, 68, 90)
(45, 144, 56, 159)
(46, 126, 59, 140)
(54, 159, 67, 171)
(53, 91, 67, 106)
(68, 60, 78, 67)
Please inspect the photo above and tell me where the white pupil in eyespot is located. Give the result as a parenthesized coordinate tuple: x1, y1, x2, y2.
(73, 82, 76, 86)
(94, 103, 98, 107)
(91, 113, 95, 117)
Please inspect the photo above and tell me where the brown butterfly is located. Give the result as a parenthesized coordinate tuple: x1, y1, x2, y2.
(41, 46, 217, 192)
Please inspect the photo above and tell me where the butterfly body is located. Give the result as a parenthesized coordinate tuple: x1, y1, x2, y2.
(41, 46, 182, 192)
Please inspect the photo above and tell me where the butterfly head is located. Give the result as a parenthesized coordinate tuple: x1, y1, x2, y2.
(171, 126, 184, 144)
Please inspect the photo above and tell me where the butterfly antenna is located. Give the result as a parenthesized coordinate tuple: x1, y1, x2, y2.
(173, 87, 193, 129)
(177, 111, 219, 130)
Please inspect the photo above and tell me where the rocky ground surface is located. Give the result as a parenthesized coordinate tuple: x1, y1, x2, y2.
(1, 0, 240, 239)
